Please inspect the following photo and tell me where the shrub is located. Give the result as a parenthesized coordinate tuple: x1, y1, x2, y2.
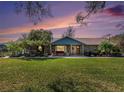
(98, 41, 122, 56)
(110, 46, 122, 57)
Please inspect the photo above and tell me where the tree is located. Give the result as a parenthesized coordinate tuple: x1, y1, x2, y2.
(15, 1, 52, 25)
(28, 29, 52, 45)
(98, 41, 114, 56)
(6, 29, 53, 57)
(6, 41, 23, 56)
(111, 33, 124, 53)
(17, 34, 31, 55)
(76, 1, 106, 24)
(26, 29, 53, 55)
(62, 26, 75, 38)
(12, 29, 52, 55)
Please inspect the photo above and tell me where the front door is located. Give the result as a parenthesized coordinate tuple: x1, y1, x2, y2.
(71, 46, 76, 55)
(71, 46, 80, 55)
(76, 46, 80, 54)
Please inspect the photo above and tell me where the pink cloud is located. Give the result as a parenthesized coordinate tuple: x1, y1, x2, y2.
(104, 5, 124, 17)
(0, 14, 78, 35)
(0, 14, 80, 42)
(0, 37, 17, 43)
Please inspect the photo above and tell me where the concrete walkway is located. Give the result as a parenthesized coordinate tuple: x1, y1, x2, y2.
(48, 55, 87, 58)
(48, 56, 124, 58)
(1, 55, 124, 59)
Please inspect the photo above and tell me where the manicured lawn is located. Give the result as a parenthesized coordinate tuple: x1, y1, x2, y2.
(0, 58, 124, 92)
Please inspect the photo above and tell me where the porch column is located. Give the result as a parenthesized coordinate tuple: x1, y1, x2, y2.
(64, 45, 67, 55)
(54, 45, 56, 55)
(50, 44, 52, 55)
(81, 45, 84, 55)
(70, 45, 72, 55)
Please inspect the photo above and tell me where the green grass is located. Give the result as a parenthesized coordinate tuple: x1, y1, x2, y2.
(0, 58, 124, 92)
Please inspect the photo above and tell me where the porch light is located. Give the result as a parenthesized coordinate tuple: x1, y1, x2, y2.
(38, 46, 42, 51)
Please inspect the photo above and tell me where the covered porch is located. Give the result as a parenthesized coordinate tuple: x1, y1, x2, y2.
(51, 37, 84, 56)
(52, 45, 82, 56)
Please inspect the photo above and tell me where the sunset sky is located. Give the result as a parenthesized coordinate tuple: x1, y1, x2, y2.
(0, 1, 124, 43)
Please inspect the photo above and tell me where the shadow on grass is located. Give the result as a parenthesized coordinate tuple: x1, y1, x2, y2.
(19, 57, 59, 62)
(47, 73, 122, 92)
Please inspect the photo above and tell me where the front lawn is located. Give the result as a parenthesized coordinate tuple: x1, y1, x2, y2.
(0, 58, 124, 92)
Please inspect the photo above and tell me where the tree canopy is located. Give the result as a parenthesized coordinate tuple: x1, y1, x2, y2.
(28, 29, 52, 45)
(76, 1, 106, 24)
(15, 1, 52, 25)
(111, 33, 124, 52)
(98, 40, 121, 56)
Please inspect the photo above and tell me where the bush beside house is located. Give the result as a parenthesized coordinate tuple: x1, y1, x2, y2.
(110, 33, 124, 56)
(84, 40, 122, 57)
(98, 40, 121, 57)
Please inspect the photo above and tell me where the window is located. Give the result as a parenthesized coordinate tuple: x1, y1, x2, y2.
(56, 46, 64, 51)
(77, 46, 80, 49)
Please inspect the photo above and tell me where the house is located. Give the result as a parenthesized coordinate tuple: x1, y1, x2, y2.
(51, 36, 104, 56)
(0, 44, 7, 51)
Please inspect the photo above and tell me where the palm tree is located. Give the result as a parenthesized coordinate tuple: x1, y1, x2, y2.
(98, 41, 114, 56)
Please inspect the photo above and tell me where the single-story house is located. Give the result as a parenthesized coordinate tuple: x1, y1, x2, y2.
(0, 44, 7, 51)
(51, 36, 104, 56)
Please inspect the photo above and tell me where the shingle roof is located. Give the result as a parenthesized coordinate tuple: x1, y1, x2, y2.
(52, 37, 104, 45)
(75, 38, 104, 45)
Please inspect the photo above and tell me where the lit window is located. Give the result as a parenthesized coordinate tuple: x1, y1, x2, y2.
(77, 46, 79, 48)
(56, 46, 64, 51)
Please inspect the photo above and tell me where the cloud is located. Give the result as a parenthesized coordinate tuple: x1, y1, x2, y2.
(105, 5, 124, 16)
(0, 14, 80, 42)
(0, 14, 79, 35)
(1, 4, 124, 43)
(0, 37, 16, 43)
